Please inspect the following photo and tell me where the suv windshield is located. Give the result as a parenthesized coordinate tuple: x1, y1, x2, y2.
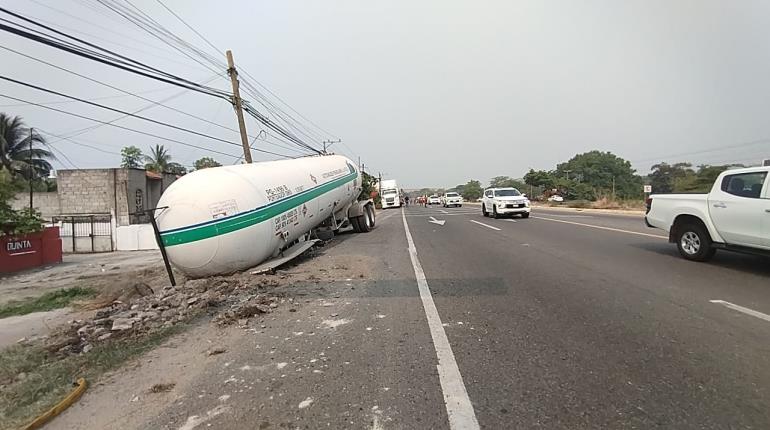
(494, 189, 521, 197)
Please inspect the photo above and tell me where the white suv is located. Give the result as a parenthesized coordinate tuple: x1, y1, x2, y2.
(481, 188, 531, 218)
(441, 192, 463, 207)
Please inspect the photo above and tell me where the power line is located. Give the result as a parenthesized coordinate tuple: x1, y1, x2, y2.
(0, 74, 263, 153)
(154, 0, 220, 55)
(632, 138, 770, 165)
(0, 8, 230, 99)
(0, 92, 242, 159)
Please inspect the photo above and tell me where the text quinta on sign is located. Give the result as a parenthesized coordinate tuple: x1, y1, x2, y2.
(6, 239, 33, 254)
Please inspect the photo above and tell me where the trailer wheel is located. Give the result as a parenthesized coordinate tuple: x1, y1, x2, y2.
(365, 204, 376, 228)
(350, 216, 362, 233)
(356, 211, 373, 233)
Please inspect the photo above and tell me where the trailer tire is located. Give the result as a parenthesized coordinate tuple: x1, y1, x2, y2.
(365, 204, 376, 228)
(356, 212, 373, 233)
(350, 216, 362, 233)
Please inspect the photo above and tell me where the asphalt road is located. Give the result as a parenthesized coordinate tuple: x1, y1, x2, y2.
(106, 205, 770, 429)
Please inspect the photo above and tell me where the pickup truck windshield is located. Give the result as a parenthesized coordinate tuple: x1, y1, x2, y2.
(445, 193, 459, 197)
(494, 189, 521, 197)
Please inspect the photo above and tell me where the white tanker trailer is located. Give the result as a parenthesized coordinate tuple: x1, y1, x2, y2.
(154, 155, 375, 278)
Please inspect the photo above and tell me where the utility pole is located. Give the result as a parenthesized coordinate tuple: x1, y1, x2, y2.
(612, 177, 616, 199)
(28, 128, 33, 211)
(322, 139, 341, 154)
(225, 50, 252, 163)
(378, 172, 382, 197)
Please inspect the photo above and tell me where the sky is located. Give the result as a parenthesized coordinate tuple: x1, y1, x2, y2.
(2, 0, 770, 189)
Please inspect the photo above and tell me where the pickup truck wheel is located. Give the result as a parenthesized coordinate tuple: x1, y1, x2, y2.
(482, 204, 489, 217)
(676, 224, 715, 261)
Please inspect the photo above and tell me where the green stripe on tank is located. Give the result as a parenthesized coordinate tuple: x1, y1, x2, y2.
(161, 172, 358, 247)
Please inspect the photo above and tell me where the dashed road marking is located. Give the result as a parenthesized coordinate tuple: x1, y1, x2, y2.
(469, 219, 501, 231)
(401, 209, 480, 430)
(710, 300, 770, 323)
(532, 216, 667, 239)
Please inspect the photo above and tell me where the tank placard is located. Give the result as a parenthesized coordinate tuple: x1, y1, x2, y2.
(209, 199, 238, 219)
(265, 185, 293, 202)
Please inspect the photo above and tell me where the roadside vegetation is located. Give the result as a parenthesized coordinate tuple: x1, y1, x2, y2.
(0, 287, 97, 318)
(411, 150, 746, 211)
(0, 323, 187, 430)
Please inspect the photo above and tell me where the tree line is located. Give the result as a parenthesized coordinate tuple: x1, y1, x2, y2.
(431, 150, 749, 202)
(120, 144, 221, 174)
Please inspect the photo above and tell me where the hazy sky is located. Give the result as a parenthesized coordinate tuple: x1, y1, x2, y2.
(2, 0, 770, 188)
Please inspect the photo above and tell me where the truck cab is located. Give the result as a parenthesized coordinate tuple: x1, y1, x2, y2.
(380, 179, 401, 209)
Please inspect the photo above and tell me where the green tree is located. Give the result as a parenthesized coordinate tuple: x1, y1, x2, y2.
(0, 114, 53, 179)
(144, 144, 172, 173)
(193, 157, 221, 170)
(524, 169, 556, 189)
(555, 151, 642, 199)
(648, 162, 695, 193)
(461, 180, 483, 200)
(692, 164, 743, 192)
(165, 162, 187, 175)
(120, 146, 143, 168)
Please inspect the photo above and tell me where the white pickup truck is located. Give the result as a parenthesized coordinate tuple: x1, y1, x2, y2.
(645, 166, 770, 261)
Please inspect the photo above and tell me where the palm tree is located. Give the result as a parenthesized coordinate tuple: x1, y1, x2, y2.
(144, 144, 172, 173)
(0, 114, 54, 179)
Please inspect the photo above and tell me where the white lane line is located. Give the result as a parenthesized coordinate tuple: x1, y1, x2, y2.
(469, 219, 501, 231)
(532, 216, 667, 239)
(539, 214, 593, 218)
(439, 209, 449, 214)
(710, 300, 770, 323)
(401, 209, 480, 430)
(504, 219, 517, 223)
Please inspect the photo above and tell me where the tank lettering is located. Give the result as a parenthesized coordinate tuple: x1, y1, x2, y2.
(274, 208, 299, 232)
(265, 185, 292, 202)
(209, 199, 238, 219)
(322, 167, 346, 179)
(294, 185, 304, 193)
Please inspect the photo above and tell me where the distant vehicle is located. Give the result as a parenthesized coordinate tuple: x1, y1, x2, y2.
(441, 192, 463, 208)
(428, 195, 441, 205)
(380, 179, 401, 209)
(547, 195, 564, 202)
(481, 187, 531, 218)
(645, 166, 769, 261)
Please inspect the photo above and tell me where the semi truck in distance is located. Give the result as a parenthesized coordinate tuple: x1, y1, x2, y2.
(380, 179, 401, 209)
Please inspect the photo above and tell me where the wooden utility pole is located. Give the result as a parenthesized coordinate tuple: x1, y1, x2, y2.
(28, 128, 33, 211)
(226, 50, 252, 163)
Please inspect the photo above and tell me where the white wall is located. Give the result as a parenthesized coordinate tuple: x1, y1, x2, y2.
(116, 225, 159, 251)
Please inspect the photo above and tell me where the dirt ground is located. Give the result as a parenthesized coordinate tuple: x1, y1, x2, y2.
(45, 247, 377, 430)
(0, 251, 166, 306)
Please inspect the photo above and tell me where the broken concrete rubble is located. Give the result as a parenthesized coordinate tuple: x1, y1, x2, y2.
(43, 274, 284, 356)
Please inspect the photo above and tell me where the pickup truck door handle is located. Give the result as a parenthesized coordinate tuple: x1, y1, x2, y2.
(712, 202, 727, 209)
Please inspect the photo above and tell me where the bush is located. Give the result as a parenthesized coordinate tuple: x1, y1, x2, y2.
(0, 205, 44, 237)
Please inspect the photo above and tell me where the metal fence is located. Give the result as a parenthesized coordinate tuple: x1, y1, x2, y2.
(52, 214, 113, 253)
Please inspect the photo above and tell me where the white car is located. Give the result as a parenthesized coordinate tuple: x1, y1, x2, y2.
(481, 188, 531, 218)
(441, 192, 463, 207)
(645, 166, 769, 261)
(547, 195, 564, 202)
(428, 195, 441, 205)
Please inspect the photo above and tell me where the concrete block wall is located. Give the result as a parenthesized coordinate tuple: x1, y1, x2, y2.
(11, 192, 61, 220)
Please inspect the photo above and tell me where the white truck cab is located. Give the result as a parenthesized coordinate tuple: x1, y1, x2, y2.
(380, 179, 401, 209)
(645, 166, 770, 260)
(481, 187, 531, 218)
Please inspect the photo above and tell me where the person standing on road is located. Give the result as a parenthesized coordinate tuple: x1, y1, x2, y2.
(404, 195, 410, 207)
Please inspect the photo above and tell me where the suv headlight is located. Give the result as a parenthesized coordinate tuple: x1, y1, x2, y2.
(524, 200, 530, 207)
